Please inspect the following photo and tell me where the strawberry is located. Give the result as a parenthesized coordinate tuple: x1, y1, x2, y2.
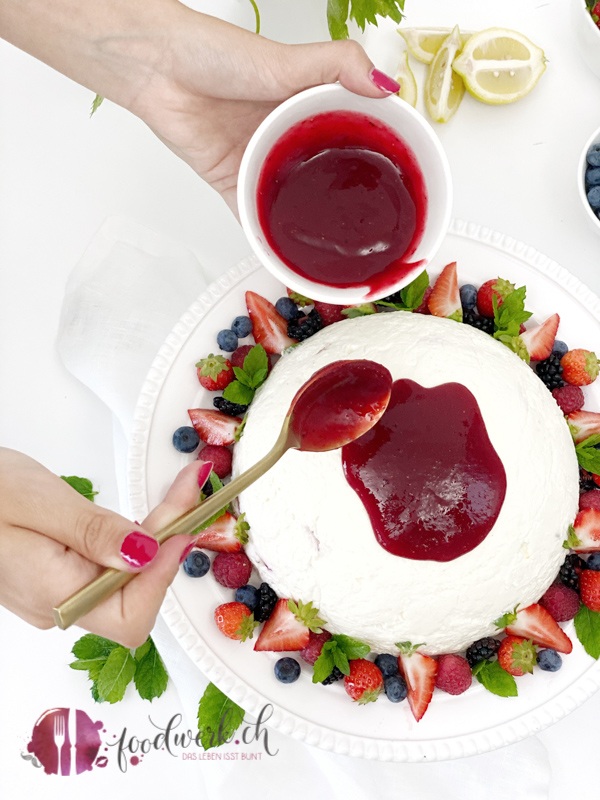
(497, 635, 536, 676)
(195, 511, 249, 553)
(566, 409, 600, 443)
(343, 659, 383, 704)
(476, 277, 515, 318)
(245, 291, 295, 354)
(397, 644, 438, 721)
(580, 569, 600, 611)
(187, 408, 242, 445)
(214, 601, 258, 641)
(500, 603, 572, 654)
(312, 301, 347, 326)
(254, 599, 325, 652)
(551, 384, 584, 415)
(561, 349, 600, 386)
(414, 285, 433, 315)
(569, 508, 600, 552)
(195, 354, 234, 391)
(427, 261, 462, 321)
(519, 313, 560, 362)
(198, 444, 232, 478)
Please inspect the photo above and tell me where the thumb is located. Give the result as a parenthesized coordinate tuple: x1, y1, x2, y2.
(278, 39, 400, 99)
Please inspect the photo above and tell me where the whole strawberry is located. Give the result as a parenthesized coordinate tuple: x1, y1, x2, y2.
(560, 349, 600, 386)
(476, 277, 515, 318)
(497, 635, 536, 676)
(214, 601, 257, 641)
(196, 354, 234, 391)
(343, 659, 383, 704)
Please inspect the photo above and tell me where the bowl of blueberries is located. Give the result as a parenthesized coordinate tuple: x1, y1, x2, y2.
(579, 126, 600, 234)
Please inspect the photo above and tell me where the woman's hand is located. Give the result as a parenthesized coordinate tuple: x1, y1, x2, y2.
(0, 448, 210, 647)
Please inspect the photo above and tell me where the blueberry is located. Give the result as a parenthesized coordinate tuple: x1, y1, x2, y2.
(374, 653, 399, 678)
(587, 552, 600, 570)
(231, 315, 253, 338)
(183, 550, 210, 577)
(552, 339, 569, 358)
(217, 329, 238, 352)
(586, 167, 600, 188)
(460, 283, 478, 311)
(275, 296, 301, 321)
(384, 674, 408, 702)
(587, 185, 600, 211)
(235, 584, 260, 611)
(537, 648, 562, 672)
(172, 425, 200, 453)
(274, 657, 301, 684)
(587, 145, 600, 168)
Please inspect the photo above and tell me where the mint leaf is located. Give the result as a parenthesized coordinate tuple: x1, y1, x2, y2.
(473, 660, 518, 697)
(222, 344, 268, 406)
(313, 644, 336, 683)
(327, 0, 350, 38)
(333, 634, 370, 661)
(574, 605, 600, 659)
(195, 472, 229, 531)
(95, 647, 137, 704)
(71, 634, 119, 660)
(493, 285, 532, 341)
(223, 381, 254, 405)
(575, 437, 600, 475)
(134, 638, 169, 701)
(197, 683, 245, 750)
(342, 303, 377, 318)
(332, 648, 350, 675)
(61, 475, 98, 502)
(232, 366, 254, 387)
(312, 633, 369, 682)
(401, 270, 429, 310)
(243, 344, 268, 379)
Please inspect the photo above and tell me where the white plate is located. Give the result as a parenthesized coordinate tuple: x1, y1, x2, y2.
(128, 219, 600, 762)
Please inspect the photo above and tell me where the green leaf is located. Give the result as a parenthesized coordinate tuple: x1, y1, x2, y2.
(332, 648, 350, 675)
(243, 344, 268, 379)
(342, 303, 377, 318)
(250, 367, 268, 388)
(349, 0, 405, 32)
(473, 660, 518, 697)
(134, 639, 152, 661)
(574, 605, 600, 659)
(327, 0, 350, 39)
(95, 647, 137, 704)
(494, 607, 518, 629)
(134, 638, 169, 701)
(333, 634, 370, 661)
(61, 475, 98, 502)
(232, 366, 253, 387)
(575, 437, 600, 474)
(312, 645, 336, 683)
(90, 681, 103, 703)
(71, 634, 119, 660)
(223, 381, 255, 405)
(564, 524, 581, 549)
(90, 94, 104, 116)
(400, 270, 429, 310)
(197, 683, 245, 750)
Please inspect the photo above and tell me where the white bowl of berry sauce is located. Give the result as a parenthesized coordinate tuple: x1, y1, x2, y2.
(572, 0, 600, 78)
(578, 125, 600, 235)
(238, 84, 452, 305)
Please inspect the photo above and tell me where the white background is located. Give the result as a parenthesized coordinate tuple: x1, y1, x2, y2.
(1, 0, 600, 797)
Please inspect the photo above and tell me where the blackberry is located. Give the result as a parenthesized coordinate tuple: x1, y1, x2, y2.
(378, 290, 403, 305)
(558, 553, 586, 591)
(535, 354, 565, 390)
(254, 582, 278, 622)
(465, 637, 501, 668)
(321, 666, 344, 685)
(201, 477, 213, 497)
(287, 308, 323, 341)
(580, 469, 597, 493)
(462, 310, 494, 335)
(213, 396, 248, 417)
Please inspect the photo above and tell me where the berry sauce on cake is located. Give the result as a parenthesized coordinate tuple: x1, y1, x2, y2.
(232, 312, 579, 655)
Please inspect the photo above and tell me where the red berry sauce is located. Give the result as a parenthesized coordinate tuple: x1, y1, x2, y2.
(256, 111, 427, 297)
(342, 379, 506, 562)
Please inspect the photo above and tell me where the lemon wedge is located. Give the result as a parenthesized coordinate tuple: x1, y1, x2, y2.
(398, 26, 473, 65)
(394, 51, 418, 107)
(452, 27, 546, 104)
(424, 25, 465, 123)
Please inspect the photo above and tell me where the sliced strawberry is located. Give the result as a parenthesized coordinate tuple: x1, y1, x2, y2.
(195, 511, 249, 553)
(245, 291, 295, 354)
(427, 262, 462, 321)
(187, 408, 241, 445)
(580, 570, 600, 611)
(570, 508, 600, 552)
(566, 410, 600, 443)
(397, 647, 438, 721)
(254, 598, 324, 652)
(503, 603, 572, 654)
(519, 313, 560, 362)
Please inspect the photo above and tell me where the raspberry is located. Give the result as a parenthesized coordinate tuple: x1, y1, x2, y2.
(434, 654, 472, 695)
(211, 551, 252, 589)
(551, 384, 584, 414)
(230, 344, 254, 368)
(579, 489, 600, 511)
(299, 630, 332, 665)
(199, 444, 232, 478)
(539, 583, 581, 621)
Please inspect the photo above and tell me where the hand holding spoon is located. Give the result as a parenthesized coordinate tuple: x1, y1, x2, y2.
(53, 359, 392, 630)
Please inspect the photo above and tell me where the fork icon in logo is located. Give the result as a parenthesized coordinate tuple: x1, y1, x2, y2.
(53, 714, 66, 776)
(26, 708, 104, 775)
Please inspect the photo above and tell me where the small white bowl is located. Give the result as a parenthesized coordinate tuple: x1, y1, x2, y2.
(237, 84, 452, 304)
(577, 125, 600, 235)
(572, 0, 600, 78)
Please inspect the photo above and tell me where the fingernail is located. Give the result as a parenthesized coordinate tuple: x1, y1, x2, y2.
(120, 531, 159, 568)
(369, 68, 400, 94)
(179, 539, 197, 564)
(197, 461, 214, 488)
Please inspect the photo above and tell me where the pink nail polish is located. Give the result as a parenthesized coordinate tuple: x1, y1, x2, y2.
(120, 531, 159, 568)
(197, 461, 214, 489)
(179, 540, 197, 564)
(369, 68, 401, 94)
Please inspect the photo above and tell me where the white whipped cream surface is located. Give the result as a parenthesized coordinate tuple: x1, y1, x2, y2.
(233, 312, 579, 654)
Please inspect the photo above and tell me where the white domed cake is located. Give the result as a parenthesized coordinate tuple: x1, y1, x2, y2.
(233, 311, 579, 655)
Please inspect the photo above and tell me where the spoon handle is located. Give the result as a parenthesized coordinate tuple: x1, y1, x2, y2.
(52, 418, 292, 630)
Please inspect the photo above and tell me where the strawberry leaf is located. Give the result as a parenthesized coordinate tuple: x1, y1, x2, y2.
(473, 660, 518, 697)
(574, 605, 600, 659)
(564, 524, 581, 549)
(494, 607, 518, 629)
